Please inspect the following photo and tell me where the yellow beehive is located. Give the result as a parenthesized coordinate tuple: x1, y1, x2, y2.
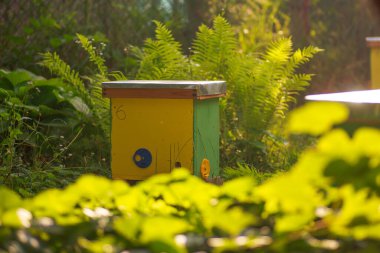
(102, 80, 226, 180)
(366, 37, 380, 89)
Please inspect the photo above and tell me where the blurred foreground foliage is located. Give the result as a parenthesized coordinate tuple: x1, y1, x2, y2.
(1, 102, 380, 252)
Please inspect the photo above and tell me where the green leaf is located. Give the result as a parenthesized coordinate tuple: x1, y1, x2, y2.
(204, 203, 254, 235)
(49, 37, 64, 48)
(40, 16, 60, 29)
(114, 216, 142, 242)
(68, 97, 91, 116)
(78, 236, 118, 253)
(0, 187, 22, 216)
(330, 186, 380, 240)
(317, 129, 354, 161)
(29, 188, 81, 225)
(276, 212, 315, 233)
(93, 31, 108, 43)
(0, 87, 13, 99)
(0, 77, 14, 90)
(38, 104, 63, 116)
(0, 69, 9, 77)
(287, 102, 349, 135)
(353, 128, 380, 157)
(5, 69, 35, 86)
(65, 174, 112, 201)
(27, 86, 58, 106)
(256, 171, 322, 233)
(220, 176, 256, 201)
(140, 217, 189, 242)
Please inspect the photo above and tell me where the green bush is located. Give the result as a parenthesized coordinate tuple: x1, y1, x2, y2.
(0, 68, 110, 196)
(1, 102, 380, 252)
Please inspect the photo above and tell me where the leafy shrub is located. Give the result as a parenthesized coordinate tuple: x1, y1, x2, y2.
(1, 33, 128, 196)
(0, 68, 109, 196)
(40, 33, 115, 135)
(1, 102, 380, 252)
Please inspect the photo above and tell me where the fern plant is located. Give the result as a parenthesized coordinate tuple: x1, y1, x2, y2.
(39, 52, 88, 99)
(133, 16, 321, 172)
(134, 21, 188, 80)
(191, 17, 237, 79)
(222, 163, 275, 184)
(40, 33, 127, 137)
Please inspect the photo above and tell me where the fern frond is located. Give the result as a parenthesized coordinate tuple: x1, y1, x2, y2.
(222, 163, 273, 183)
(153, 21, 176, 44)
(264, 38, 292, 63)
(285, 46, 323, 75)
(192, 24, 214, 64)
(242, 38, 321, 134)
(81, 74, 109, 110)
(76, 33, 108, 78)
(129, 45, 144, 60)
(136, 21, 187, 80)
(192, 16, 237, 78)
(40, 50, 111, 132)
(39, 52, 88, 99)
(108, 71, 127, 81)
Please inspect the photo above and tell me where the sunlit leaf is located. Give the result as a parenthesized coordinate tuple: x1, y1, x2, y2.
(330, 186, 380, 240)
(287, 102, 349, 135)
(353, 128, 380, 158)
(276, 212, 315, 233)
(5, 69, 35, 85)
(140, 217, 189, 242)
(0, 187, 22, 216)
(68, 97, 91, 116)
(220, 176, 256, 201)
(317, 129, 355, 162)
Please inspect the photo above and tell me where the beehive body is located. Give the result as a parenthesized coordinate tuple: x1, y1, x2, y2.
(367, 37, 380, 89)
(103, 81, 225, 180)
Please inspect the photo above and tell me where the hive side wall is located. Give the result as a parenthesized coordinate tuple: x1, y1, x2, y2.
(193, 98, 220, 177)
(371, 48, 380, 89)
(111, 98, 193, 180)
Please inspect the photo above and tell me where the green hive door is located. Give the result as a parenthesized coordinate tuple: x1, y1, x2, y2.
(193, 98, 220, 177)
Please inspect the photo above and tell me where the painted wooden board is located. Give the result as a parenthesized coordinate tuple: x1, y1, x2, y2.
(370, 48, 380, 88)
(103, 88, 196, 99)
(193, 98, 220, 177)
(111, 98, 193, 180)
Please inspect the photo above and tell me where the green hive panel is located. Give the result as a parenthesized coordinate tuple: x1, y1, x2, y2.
(193, 98, 220, 177)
